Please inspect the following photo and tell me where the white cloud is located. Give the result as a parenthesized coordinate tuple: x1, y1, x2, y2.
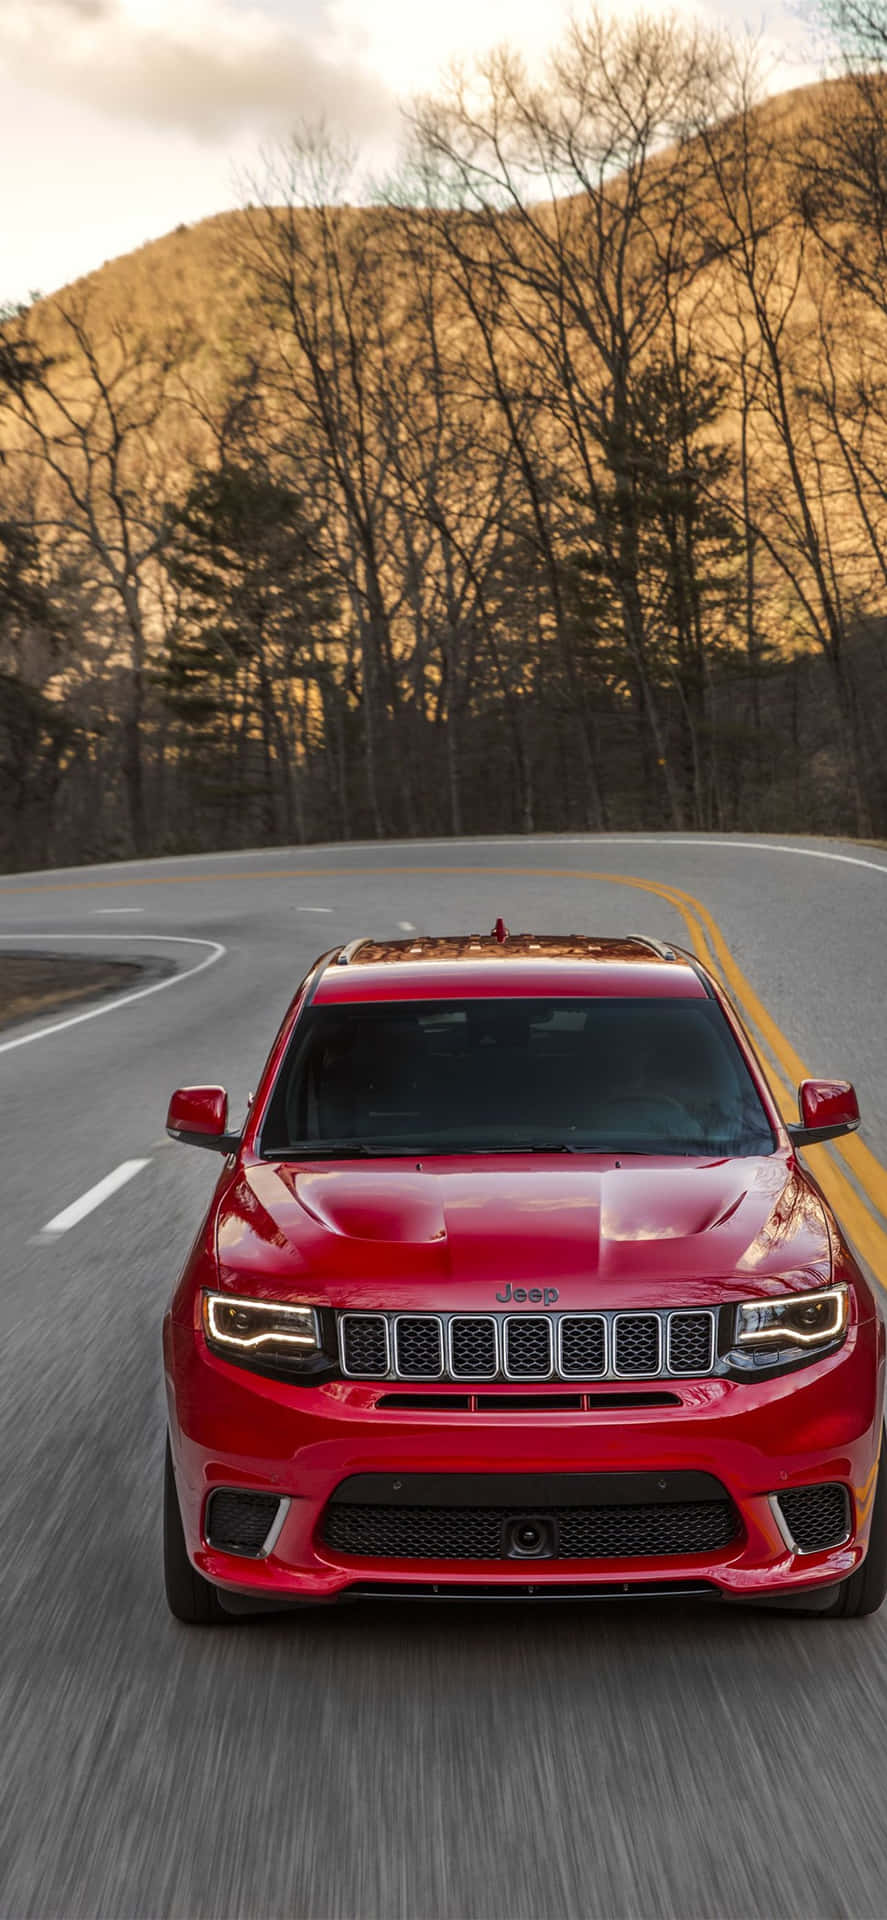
(0, 0, 395, 141)
(329, 0, 572, 95)
(0, 0, 828, 304)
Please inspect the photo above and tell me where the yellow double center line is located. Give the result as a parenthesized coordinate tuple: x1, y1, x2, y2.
(3, 854, 885, 1285)
(579, 866, 887, 1286)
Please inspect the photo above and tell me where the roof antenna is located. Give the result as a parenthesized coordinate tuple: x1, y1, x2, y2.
(491, 916, 509, 943)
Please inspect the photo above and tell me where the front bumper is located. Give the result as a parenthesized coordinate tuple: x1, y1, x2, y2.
(164, 1309, 884, 1604)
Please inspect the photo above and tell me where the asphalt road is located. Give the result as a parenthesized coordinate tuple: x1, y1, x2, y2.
(2, 831, 887, 1920)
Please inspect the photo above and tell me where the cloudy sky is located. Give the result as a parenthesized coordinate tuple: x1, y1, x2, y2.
(1, 0, 823, 304)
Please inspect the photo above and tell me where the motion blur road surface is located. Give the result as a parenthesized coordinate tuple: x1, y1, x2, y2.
(2, 832, 887, 1920)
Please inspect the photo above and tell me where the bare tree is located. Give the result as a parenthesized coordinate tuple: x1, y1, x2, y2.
(695, 65, 874, 832)
(411, 12, 737, 827)
(1, 294, 192, 851)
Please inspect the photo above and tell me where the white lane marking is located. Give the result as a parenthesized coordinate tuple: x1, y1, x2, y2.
(0, 934, 226, 1056)
(93, 907, 144, 915)
(398, 921, 417, 931)
(39, 1159, 151, 1238)
(547, 836, 887, 876)
(5, 834, 887, 885)
(297, 906, 333, 913)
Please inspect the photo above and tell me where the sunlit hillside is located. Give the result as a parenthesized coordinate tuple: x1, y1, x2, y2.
(1, 61, 885, 866)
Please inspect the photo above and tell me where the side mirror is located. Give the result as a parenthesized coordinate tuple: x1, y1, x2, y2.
(787, 1078, 860, 1148)
(166, 1085, 240, 1154)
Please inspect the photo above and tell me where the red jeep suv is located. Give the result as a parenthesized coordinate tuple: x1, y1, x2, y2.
(162, 932, 885, 1621)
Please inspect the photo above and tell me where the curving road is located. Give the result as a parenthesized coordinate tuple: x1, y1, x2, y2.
(2, 832, 887, 1920)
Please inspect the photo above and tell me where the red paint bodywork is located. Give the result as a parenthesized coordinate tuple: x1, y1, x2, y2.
(799, 1078, 861, 1134)
(167, 1085, 229, 1140)
(163, 941, 884, 1605)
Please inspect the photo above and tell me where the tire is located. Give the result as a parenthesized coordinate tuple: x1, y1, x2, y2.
(823, 1434, 887, 1620)
(163, 1435, 228, 1625)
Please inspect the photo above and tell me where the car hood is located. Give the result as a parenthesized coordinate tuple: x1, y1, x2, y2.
(215, 1154, 833, 1309)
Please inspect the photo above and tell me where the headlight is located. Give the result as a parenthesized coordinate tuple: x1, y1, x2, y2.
(203, 1292, 321, 1370)
(734, 1284, 848, 1351)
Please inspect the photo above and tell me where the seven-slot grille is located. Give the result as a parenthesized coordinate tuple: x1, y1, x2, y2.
(339, 1308, 717, 1381)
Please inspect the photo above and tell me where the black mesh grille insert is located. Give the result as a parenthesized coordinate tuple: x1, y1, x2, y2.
(395, 1317, 443, 1376)
(614, 1316, 660, 1375)
(556, 1502, 736, 1557)
(778, 1484, 850, 1552)
(505, 1317, 552, 1376)
(667, 1313, 714, 1374)
(560, 1317, 606, 1377)
(342, 1315, 388, 1376)
(323, 1499, 738, 1561)
(337, 1310, 719, 1381)
(206, 1490, 281, 1555)
(450, 1318, 497, 1377)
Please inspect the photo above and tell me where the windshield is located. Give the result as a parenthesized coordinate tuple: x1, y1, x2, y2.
(260, 995, 775, 1158)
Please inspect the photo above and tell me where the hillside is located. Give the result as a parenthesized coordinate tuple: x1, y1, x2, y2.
(16, 78, 846, 335)
(1, 64, 885, 866)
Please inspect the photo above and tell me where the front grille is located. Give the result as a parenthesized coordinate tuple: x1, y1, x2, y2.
(206, 1489, 281, 1556)
(560, 1316, 606, 1377)
(504, 1316, 552, 1376)
(341, 1314, 388, 1376)
(667, 1312, 715, 1374)
(337, 1307, 720, 1381)
(450, 1317, 497, 1377)
(395, 1316, 443, 1377)
(323, 1498, 738, 1561)
(614, 1316, 660, 1375)
(777, 1484, 851, 1552)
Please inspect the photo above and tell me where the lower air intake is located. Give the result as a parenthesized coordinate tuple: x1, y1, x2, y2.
(323, 1499, 738, 1561)
(777, 1484, 850, 1552)
(206, 1489, 282, 1556)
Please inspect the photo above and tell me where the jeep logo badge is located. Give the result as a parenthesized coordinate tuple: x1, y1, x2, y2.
(495, 1284, 559, 1307)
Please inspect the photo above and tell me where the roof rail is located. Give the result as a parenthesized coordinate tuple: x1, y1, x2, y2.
(336, 937, 371, 967)
(628, 935, 677, 963)
(305, 948, 344, 1004)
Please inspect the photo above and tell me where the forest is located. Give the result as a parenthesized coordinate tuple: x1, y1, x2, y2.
(2, 0, 887, 865)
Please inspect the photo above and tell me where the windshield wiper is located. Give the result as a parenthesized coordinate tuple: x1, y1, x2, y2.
(271, 1140, 585, 1159)
(271, 1142, 408, 1159)
(270, 1140, 717, 1161)
(469, 1143, 580, 1154)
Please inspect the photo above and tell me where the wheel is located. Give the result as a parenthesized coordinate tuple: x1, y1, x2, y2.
(824, 1434, 887, 1620)
(163, 1435, 228, 1625)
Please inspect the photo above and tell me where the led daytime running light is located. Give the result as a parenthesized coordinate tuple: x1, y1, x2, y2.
(735, 1284, 847, 1348)
(203, 1293, 320, 1352)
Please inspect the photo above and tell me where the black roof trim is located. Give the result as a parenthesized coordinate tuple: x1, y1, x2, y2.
(626, 934, 677, 963)
(676, 949, 716, 998)
(304, 949, 342, 1008)
(336, 937, 372, 966)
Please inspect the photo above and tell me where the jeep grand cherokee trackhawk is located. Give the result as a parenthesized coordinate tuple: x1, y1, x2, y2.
(161, 931, 886, 1621)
